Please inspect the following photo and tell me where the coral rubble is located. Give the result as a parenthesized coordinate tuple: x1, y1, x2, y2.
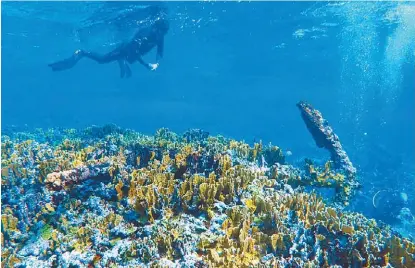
(1, 125, 414, 267)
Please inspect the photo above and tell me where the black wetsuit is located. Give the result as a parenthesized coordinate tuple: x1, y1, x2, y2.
(48, 18, 169, 78)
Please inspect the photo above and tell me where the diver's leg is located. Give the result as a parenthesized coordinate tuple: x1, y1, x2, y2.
(124, 63, 132, 78)
(82, 49, 122, 64)
(48, 45, 124, 71)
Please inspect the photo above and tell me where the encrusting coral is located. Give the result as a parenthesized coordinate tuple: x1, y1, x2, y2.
(1, 124, 414, 267)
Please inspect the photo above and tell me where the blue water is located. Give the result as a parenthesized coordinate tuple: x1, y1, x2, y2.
(2, 1, 414, 232)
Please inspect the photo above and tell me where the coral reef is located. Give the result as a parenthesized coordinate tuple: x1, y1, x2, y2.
(1, 125, 414, 267)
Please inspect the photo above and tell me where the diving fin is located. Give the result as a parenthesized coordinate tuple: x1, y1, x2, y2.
(118, 60, 125, 78)
(48, 50, 83, 71)
(125, 63, 132, 78)
(118, 60, 132, 78)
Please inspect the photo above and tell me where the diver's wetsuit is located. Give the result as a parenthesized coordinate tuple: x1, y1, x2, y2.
(48, 18, 169, 78)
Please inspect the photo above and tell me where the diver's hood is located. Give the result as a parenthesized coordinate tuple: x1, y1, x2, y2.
(373, 189, 408, 209)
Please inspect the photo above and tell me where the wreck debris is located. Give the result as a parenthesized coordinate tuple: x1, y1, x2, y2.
(296, 101, 357, 176)
(296, 101, 360, 204)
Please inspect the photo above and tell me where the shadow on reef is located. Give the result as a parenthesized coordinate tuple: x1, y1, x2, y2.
(1, 102, 414, 267)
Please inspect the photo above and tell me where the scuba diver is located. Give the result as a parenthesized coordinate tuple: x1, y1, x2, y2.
(48, 17, 169, 78)
(372, 189, 412, 224)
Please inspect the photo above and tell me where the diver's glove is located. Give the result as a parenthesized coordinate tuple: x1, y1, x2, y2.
(148, 63, 159, 71)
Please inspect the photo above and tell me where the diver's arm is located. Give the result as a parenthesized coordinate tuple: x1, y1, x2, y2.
(136, 56, 150, 69)
(137, 56, 158, 71)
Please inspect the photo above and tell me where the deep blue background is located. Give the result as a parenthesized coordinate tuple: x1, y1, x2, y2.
(2, 1, 414, 223)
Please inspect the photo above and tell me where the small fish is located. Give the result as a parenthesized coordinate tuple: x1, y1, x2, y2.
(286, 150, 293, 157)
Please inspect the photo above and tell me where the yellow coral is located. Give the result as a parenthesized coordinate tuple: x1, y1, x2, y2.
(245, 199, 256, 213)
(72, 226, 93, 252)
(199, 182, 217, 208)
(388, 236, 415, 268)
(115, 180, 124, 200)
(251, 141, 262, 160)
(327, 207, 337, 218)
(218, 154, 232, 175)
(1, 251, 21, 268)
(270, 233, 285, 252)
(341, 225, 354, 235)
(1, 214, 18, 231)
